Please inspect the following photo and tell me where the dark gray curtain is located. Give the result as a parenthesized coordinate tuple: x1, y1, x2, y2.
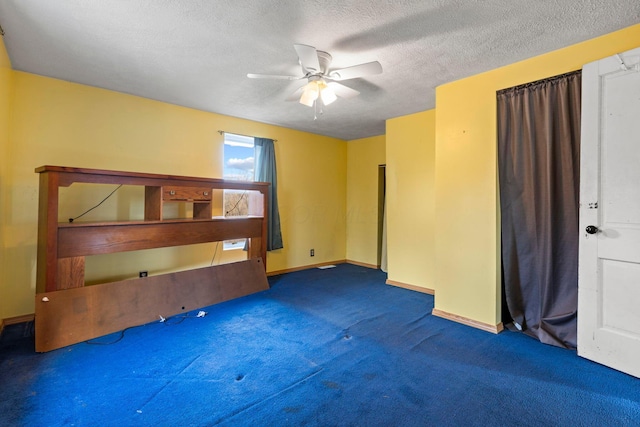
(254, 138, 283, 251)
(497, 70, 581, 349)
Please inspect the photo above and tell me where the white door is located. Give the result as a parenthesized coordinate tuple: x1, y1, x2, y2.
(579, 47, 640, 378)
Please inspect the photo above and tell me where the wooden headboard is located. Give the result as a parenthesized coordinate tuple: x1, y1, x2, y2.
(34, 166, 271, 351)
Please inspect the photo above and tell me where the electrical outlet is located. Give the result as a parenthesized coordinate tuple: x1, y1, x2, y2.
(139, 271, 148, 278)
(310, 249, 315, 257)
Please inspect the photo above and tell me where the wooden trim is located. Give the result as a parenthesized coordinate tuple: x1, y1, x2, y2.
(431, 308, 504, 334)
(346, 260, 379, 269)
(386, 279, 435, 295)
(2, 313, 35, 327)
(267, 260, 347, 276)
(2, 314, 35, 336)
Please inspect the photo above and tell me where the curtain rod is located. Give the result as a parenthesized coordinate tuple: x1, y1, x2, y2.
(217, 130, 277, 142)
(497, 69, 581, 96)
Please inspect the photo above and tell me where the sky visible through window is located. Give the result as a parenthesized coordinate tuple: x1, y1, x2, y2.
(223, 133, 255, 250)
(224, 133, 254, 181)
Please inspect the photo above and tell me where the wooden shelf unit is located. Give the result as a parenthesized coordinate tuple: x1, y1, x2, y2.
(34, 165, 271, 352)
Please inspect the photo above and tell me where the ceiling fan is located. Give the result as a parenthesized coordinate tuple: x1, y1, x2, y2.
(247, 44, 382, 109)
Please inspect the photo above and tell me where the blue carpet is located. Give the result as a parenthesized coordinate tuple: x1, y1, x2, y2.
(1, 263, 639, 426)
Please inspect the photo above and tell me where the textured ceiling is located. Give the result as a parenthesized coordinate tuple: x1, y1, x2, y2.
(1, 1, 639, 140)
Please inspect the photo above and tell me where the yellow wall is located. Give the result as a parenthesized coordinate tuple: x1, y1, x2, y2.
(346, 135, 385, 267)
(0, 36, 13, 322)
(434, 23, 640, 326)
(385, 110, 436, 290)
(268, 122, 347, 272)
(4, 21, 640, 329)
(2, 71, 346, 319)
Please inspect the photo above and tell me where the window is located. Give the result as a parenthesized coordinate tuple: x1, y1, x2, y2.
(223, 133, 254, 250)
(223, 133, 254, 182)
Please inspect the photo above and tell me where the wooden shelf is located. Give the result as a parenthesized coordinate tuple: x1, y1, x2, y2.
(58, 217, 263, 257)
(59, 219, 219, 228)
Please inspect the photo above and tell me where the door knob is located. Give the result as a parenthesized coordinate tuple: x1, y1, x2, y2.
(585, 225, 599, 234)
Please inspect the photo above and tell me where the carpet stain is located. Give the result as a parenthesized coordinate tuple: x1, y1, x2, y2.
(283, 406, 303, 413)
(322, 380, 341, 390)
(400, 385, 423, 405)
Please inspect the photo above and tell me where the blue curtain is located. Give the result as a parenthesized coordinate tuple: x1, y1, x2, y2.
(254, 138, 283, 250)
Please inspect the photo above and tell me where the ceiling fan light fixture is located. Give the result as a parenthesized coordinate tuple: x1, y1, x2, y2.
(320, 84, 337, 106)
(250, 44, 381, 110)
(300, 81, 319, 107)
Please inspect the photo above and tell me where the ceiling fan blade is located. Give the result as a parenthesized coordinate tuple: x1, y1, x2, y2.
(328, 61, 383, 81)
(247, 73, 302, 80)
(293, 44, 321, 74)
(327, 82, 360, 99)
